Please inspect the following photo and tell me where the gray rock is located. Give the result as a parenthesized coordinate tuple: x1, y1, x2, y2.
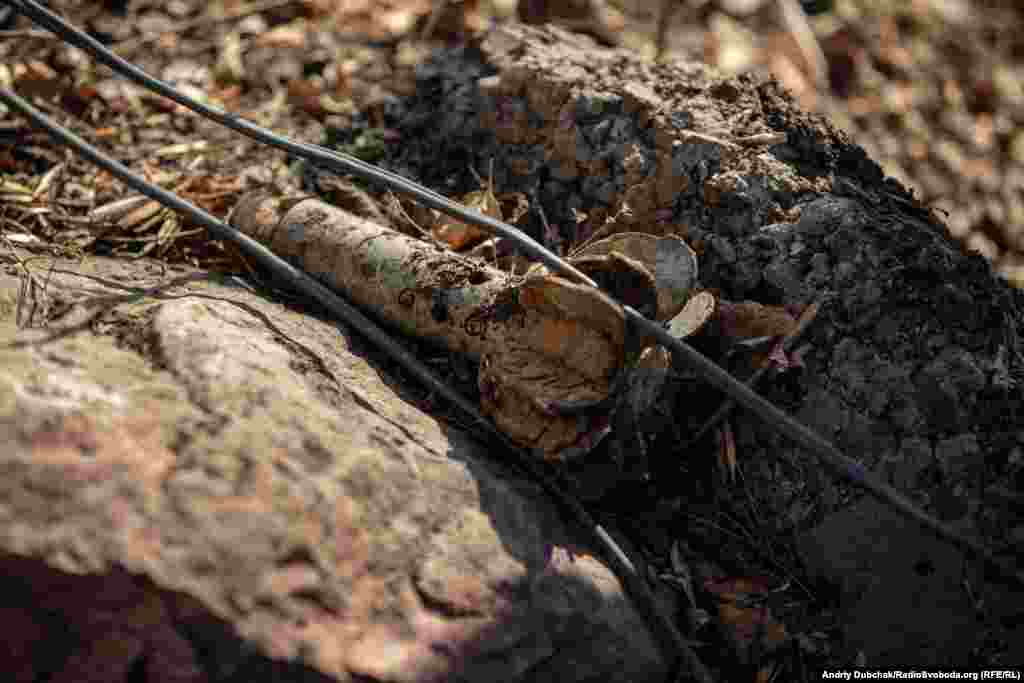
(0, 255, 664, 683)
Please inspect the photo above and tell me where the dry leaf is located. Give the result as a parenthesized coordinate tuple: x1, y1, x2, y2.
(3, 233, 41, 246)
(256, 23, 308, 49)
(119, 200, 165, 231)
(570, 232, 698, 320)
(431, 171, 502, 251)
(498, 191, 530, 224)
(668, 290, 717, 339)
(717, 300, 798, 342)
(570, 251, 659, 320)
(11, 59, 61, 99)
(704, 576, 789, 663)
(478, 274, 625, 458)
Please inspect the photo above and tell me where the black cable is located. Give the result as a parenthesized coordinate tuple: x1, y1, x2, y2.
(4, 0, 1022, 596)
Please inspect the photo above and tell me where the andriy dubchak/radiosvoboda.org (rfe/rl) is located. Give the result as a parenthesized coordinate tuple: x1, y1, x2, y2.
(820, 671, 1004, 681)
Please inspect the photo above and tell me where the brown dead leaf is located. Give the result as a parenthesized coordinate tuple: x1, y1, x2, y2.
(479, 347, 609, 456)
(331, 0, 433, 41)
(717, 300, 798, 343)
(570, 232, 698, 320)
(119, 200, 166, 232)
(11, 60, 62, 100)
(479, 273, 626, 459)
(498, 191, 530, 225)
(287, 78, 326, 116)
(668, 290, 717, 339)
(256, 22, 309, 49)
(729, 299, 818, 370)
(570, 251, 659, 320)
(432, 172, 503, 251)
(519, 274, 626, 354)
(704, 576, 789, 663)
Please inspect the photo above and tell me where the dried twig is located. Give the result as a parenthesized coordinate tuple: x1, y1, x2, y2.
(0, 28, 51, 38)
(4, 267, 213, 349)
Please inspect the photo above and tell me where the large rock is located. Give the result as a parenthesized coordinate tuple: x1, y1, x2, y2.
(0, 254, 664, 682)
